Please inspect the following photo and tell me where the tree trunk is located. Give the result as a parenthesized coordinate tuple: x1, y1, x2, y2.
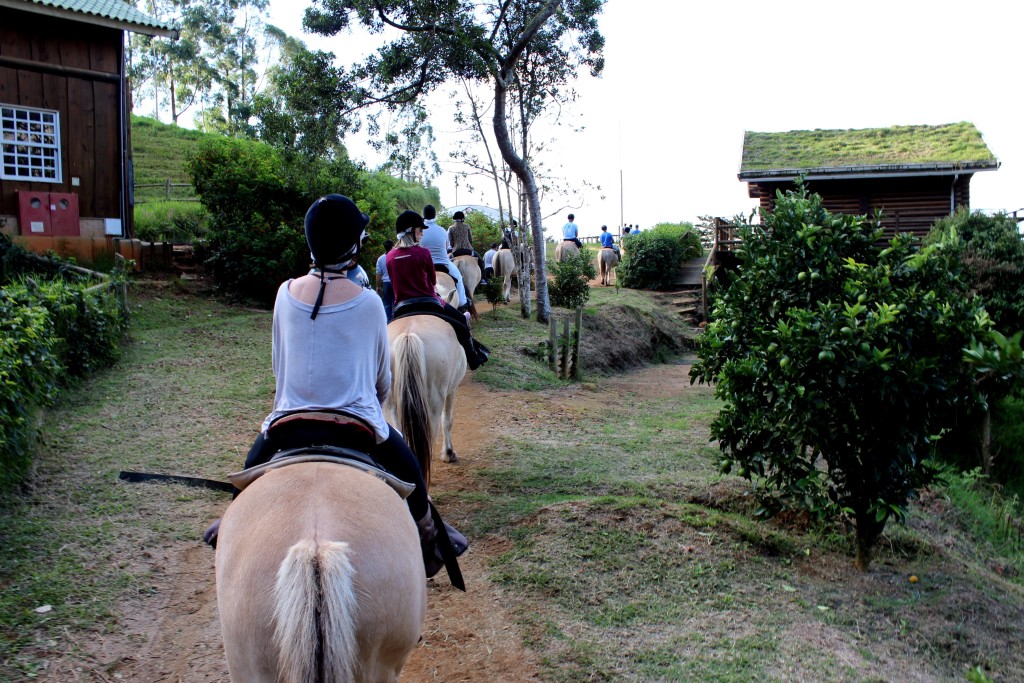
(980, 405, 993, 475)
(853, 509, 884, 572)
(493, 78, 548, 322)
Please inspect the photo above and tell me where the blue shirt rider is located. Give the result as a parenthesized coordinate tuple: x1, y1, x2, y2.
(562, 213, 583, 249)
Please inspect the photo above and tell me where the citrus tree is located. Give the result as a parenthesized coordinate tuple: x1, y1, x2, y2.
(690, 189, 991, 570)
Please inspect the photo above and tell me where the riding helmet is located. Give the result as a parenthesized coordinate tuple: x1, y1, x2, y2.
(304, 194, 370, 267)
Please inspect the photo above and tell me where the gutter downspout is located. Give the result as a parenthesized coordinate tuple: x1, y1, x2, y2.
(119, 31, 128, 238)
(950, 174, 959, 216)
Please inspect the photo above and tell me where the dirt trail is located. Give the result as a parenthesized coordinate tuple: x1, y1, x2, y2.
(56, 365, 687, 682)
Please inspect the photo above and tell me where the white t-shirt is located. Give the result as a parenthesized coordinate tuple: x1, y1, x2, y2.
(261, 282, 391, 443)
(483, 248, 497, 269)
(419, 220, 453, 265)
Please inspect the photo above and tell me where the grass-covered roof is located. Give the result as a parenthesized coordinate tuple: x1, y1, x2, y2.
(739, 122, 997, 176)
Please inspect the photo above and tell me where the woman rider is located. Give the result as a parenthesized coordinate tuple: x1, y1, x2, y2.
(387, 210, 489, 369)
(205, 195, 465, 582)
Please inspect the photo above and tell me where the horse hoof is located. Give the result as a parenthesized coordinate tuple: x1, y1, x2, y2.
(443, 450, 458, 464)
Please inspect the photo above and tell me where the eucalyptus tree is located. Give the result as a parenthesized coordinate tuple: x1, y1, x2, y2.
(303, 0, 605, 323)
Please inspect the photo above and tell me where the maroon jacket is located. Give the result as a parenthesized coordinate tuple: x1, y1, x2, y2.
(386, 245, 442, 305)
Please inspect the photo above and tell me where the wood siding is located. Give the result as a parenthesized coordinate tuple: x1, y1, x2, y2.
(749, 175, 974, 240)
(0, 9, 125, 224)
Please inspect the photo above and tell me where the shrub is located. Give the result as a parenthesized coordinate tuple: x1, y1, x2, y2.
(691, 188, 992, 570)
(133, 201, 209, 244)
(549, 252, 595, 309)
(187, 137, 367, 304)
(618, 223, 701, 290)
(0, 291, 60, 488)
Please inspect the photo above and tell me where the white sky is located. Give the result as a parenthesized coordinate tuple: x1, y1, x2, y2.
(265, 0, 1024, 238)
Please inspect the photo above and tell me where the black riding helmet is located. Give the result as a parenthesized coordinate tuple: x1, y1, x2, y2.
(304, 195, 370, 320)
(304, 194, 370, 268)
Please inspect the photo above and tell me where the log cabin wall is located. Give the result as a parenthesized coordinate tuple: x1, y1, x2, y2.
(0, 9, 125, 229)
(749, 174, 974, 239)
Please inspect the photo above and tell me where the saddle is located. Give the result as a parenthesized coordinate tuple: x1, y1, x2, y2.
(433, 263, 450, 275)
(229, 411, 415, 498)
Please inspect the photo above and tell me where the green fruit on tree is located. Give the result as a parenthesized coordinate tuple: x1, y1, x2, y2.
(818, 350, 835, 362)
(780, 356, 791, 368)
(797, 272, 807, 282)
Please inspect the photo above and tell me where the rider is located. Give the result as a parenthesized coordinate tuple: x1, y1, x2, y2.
(420, 204, 470, 313)
(599, 224, 620, 258)
(387, 210, 489, 370)
(562, 213, 583, 250)
(204, 195, 466, 582)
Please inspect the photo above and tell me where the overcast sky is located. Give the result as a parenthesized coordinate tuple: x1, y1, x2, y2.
(267, 0, 1023, 238)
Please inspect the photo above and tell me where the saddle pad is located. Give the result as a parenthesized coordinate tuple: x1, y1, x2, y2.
(229, 452, 415, 499)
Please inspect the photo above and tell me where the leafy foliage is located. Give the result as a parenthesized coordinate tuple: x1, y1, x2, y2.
(927, 208, 1024, 336)
(690, 188, 991, 569)
(549, 252, 596, 309)
(0, 240, 130, 490)
(618, 223, 701, 290)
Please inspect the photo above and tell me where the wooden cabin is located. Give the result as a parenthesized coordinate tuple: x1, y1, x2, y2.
(738, 123, 999, 240)
(0, 0, 175, 264)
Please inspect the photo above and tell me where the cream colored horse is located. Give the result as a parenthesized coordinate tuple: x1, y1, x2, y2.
(492, 248, 515, 301)
(386, 315, 467, 487)
(555, 239, 580, 262)
(599, 247, 619, 286)
(453, 255, 481, 320)
(216, 463, 426, 683)
(434, 271, 459, 307)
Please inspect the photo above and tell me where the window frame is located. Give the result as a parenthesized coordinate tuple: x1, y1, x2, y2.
(1, 104, 63, 184)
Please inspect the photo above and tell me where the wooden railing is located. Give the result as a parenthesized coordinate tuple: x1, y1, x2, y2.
(133, 178, 199, 204)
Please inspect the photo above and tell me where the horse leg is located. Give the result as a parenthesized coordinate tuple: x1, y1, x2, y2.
(440, 388, 458, 463)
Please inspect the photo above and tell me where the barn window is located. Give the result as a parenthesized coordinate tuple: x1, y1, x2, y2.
(1, 105, 62, 183)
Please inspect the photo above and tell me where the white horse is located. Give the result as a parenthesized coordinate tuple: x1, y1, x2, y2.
(216, 462, 427, 683)
(492, 248, 515, 301)
(386, 314, 468, 486)
(453, 255, 481, 320)
(434, 271, 459, 307)
(555, 240, 580, 262)
(599, 247, 619, 286)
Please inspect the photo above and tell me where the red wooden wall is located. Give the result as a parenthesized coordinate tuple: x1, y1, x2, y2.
(0, 8, 126, 226)
(748, 174, 974, 239)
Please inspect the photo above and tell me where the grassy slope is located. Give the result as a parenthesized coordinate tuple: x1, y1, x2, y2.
(0, 283, 1021, 681)
(130, 115, 209, 187)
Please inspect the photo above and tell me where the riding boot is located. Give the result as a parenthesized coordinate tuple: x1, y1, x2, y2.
(203, 518, 221, 549)
(416, 512, 445, 578)
(444, 520, 469, 556)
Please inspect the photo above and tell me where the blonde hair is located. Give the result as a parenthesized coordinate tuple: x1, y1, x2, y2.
(396, 230, 418, 248)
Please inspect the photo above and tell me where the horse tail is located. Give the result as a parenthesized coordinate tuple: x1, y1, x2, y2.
(390, 332, 433, 485)
(493, 254, 504, 278)
(273, 539, 358, 683)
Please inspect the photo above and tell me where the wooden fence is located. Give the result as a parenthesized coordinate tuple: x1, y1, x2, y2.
(133, 178, 199, 204)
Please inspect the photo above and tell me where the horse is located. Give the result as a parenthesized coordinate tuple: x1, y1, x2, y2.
(599, 247, 619, 286)
(453, 255, 481, 320)
(435, 271, 459, 307)
(554, 239, 580, 263)
(492, 248, 515, 302)
(216, 461, 427, 683)
(385, 314, 468, 487)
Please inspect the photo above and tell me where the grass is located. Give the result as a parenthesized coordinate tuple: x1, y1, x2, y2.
(740, 122, 996, 172)
(1, 281, 1023, 681)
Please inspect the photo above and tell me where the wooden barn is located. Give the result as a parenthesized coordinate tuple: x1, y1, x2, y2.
(738, 122, 1000, 239)
(0, 0, 175, 263)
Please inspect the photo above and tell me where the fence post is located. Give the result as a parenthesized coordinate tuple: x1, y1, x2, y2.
(571, 306, 584, 379)
(561, 317, 571, 378)
(165, 177, 172, 201)
(548, 317, 557, 371)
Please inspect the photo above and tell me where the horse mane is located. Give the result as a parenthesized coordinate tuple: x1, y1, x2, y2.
(389, 333, 433, 485)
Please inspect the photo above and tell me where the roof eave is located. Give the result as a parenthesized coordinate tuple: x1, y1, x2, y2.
(0, 0, 180, 39)
(738, 160, 1000, 183)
